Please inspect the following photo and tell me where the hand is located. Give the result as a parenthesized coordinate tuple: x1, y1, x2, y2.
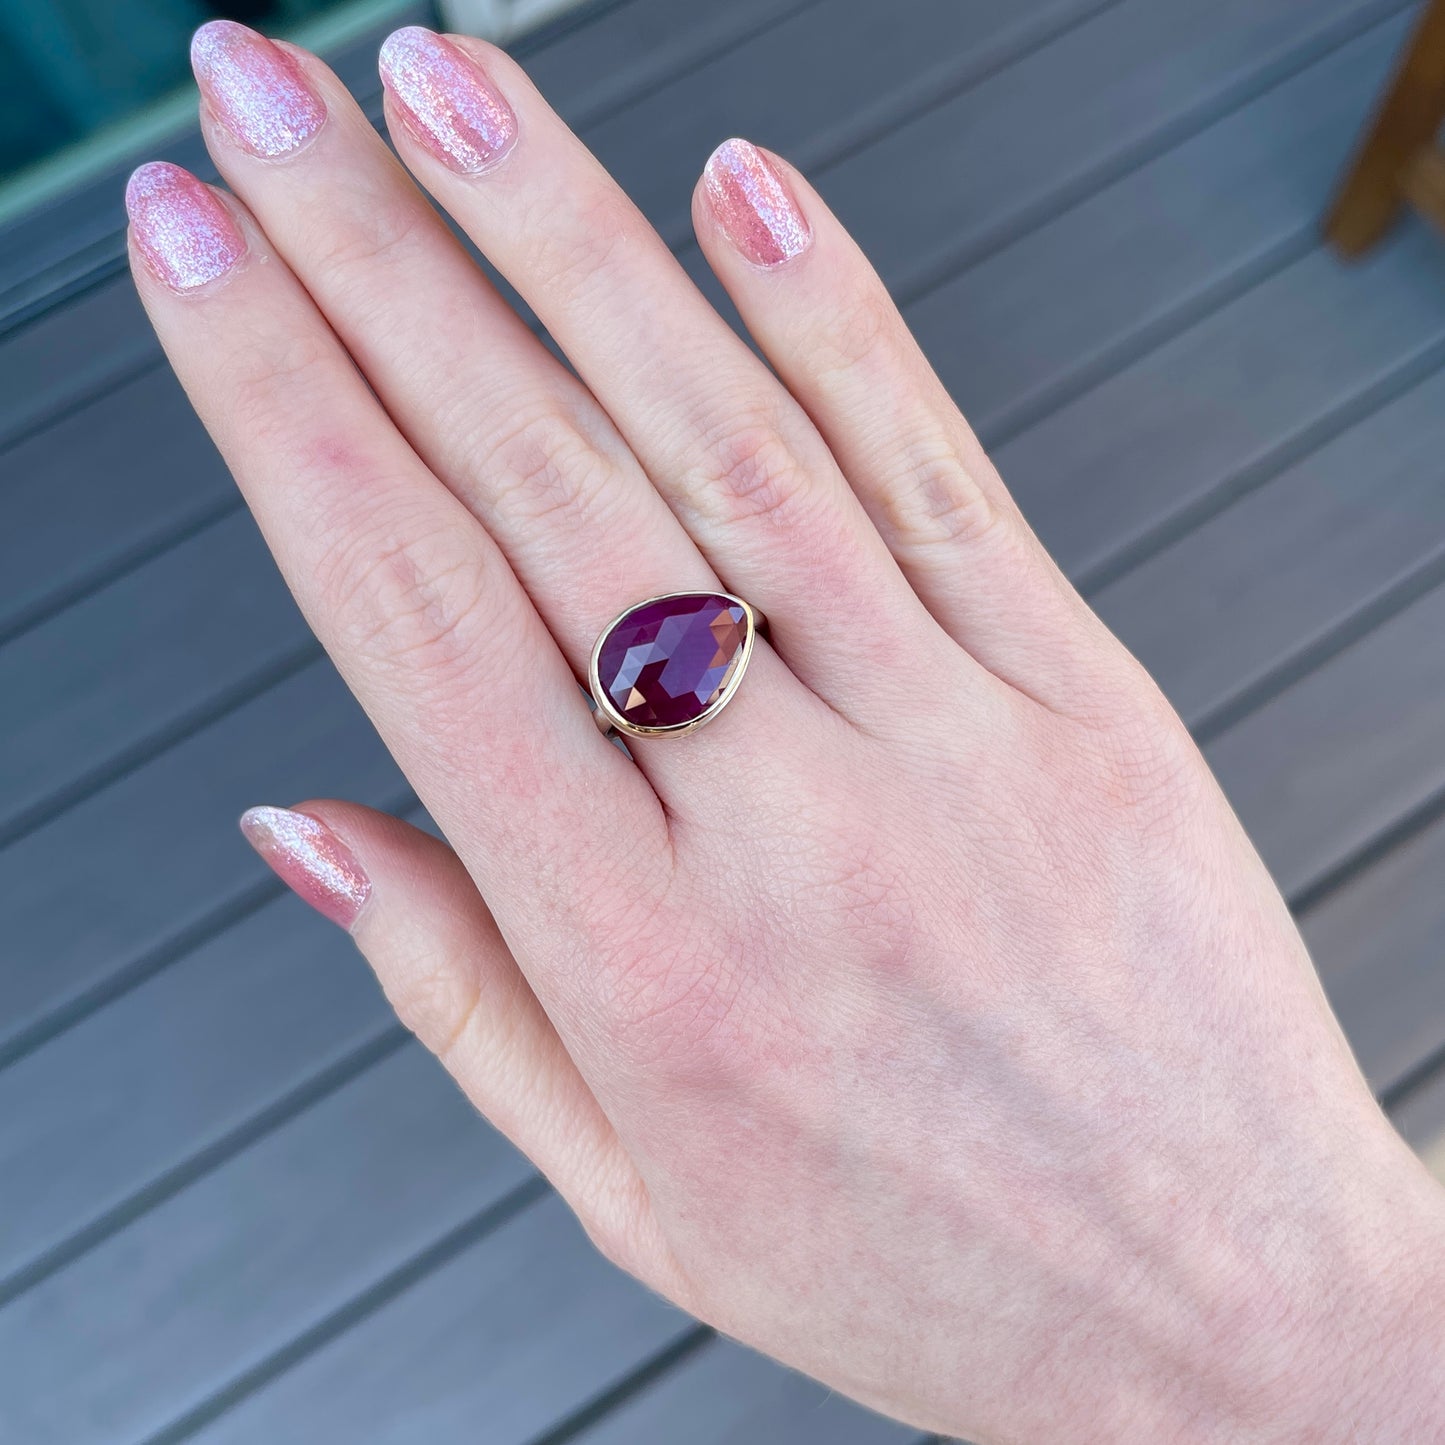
(129, 22, 1445, 1442)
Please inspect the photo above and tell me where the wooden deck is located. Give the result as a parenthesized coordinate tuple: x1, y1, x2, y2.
(2, 0, 1444, 1438)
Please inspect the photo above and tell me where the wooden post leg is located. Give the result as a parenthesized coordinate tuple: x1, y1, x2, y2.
(1325, 0, 1445, 257)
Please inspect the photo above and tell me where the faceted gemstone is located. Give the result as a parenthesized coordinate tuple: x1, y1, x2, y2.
(595, 593, 749, 730)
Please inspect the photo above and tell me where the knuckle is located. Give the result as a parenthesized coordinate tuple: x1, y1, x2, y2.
(885, 439, 1001, 552)
(475, 406, 619, 530)
(317, 518, 490, 689)
(698, 412, 813, 528)
(526, 190, 635, 310)
(811, 286, 894, 380)
(220, 331, 340, 444)
(302, 194, 431, 278)
(384, 939, 484, 1061)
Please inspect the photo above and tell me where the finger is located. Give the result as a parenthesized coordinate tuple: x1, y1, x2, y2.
(124, 161, 665, 948)
(239, 801, 681, 1291)
(375, 27, 973, 725)
(187, 21, 817, 800)
(694, 141, 1129, 715)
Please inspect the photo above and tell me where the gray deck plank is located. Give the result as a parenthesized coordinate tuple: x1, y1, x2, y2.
(184, 1196, 690, 1445)
(0, 365, 233, 643)
(0, 1046, 533, 1445)
(0, 658, 402, 1062)
(996, 220, 1445, 587)
(1091, 362, 1445, 733)
(1303, 812, 1445, 1095)
(904, 13, 1406, 443)
(0, 881, 394, 1293)
(585, 0, 1111, 251)
(0, 510, 306, 839)
(672, 0, 1408, 348)
(570, 1337, 927, 1445)
(803, 0, 1410, 299)
(519, 0, 821, 125)
(0, 277, 153, 453)
(1205, 578, 1445, 903)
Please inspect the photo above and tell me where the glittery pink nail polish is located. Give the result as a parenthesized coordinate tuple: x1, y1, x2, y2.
(191, 20, 326, 158)
(703, 138, 812, 268)
(240, 806, 372, 931)
(378, 26, 517, 174)
(125, 162, 246, 293)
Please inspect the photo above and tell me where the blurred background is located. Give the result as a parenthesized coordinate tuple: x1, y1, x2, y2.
(2, 1, 1444, 1442)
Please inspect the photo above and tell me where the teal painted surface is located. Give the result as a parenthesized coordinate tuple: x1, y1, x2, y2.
(0, 0, 396, 180)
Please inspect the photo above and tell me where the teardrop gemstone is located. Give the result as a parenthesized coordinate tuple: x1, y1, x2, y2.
(594, 592, 751, 732)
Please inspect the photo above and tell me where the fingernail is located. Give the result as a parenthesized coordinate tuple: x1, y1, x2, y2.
(703, 138, 811, 267)
(378, 26, 516, 174)
(240, 806, 372, 930)
(125, 162, 246, 292)
(191, 20, 326, 158)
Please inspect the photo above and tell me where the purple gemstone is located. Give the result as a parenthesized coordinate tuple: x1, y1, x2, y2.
(595, 593, 749, 730)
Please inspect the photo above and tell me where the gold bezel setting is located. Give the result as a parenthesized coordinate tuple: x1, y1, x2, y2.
(588, 590, 764, 741)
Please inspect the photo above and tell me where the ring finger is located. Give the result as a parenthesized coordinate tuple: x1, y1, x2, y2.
(372, 26, 987, 726)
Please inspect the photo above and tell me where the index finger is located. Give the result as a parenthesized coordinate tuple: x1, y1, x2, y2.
(124, 161, 668, 939)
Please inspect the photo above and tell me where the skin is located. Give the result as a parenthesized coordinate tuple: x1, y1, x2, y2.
(129, 29, 1445, 1443)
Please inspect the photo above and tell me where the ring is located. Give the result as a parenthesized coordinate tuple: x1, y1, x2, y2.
(588, 590, 766, 740)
